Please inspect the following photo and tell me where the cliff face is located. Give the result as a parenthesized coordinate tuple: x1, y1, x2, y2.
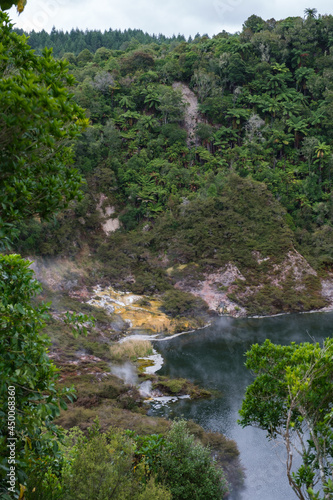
(172, 82, 200, 146)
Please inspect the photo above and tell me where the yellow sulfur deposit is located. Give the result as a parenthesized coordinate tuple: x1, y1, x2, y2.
(88, 286, 191, 334)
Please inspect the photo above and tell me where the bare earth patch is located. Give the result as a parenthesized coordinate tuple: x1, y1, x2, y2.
(172, 81, 201, 147)
(320, 274, 333, 311)
(28, 256, 89, 292)
(272, 250, 317, 291)
(96, 193, 120, 235)
(175, 263, 247, 317)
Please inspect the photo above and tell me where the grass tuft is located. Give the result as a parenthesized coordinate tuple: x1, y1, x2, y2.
(110, 339, 153, 362)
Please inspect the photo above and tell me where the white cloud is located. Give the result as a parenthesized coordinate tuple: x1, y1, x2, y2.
(8, 0, 333, 36)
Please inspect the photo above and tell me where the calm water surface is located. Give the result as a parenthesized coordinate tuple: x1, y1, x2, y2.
(148, 312, 333, 500)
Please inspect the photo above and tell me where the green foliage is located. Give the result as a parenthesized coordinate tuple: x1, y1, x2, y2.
(76, 48, 93, 66)
(63, 311, 95, 337)
(0, 14, 94, 497)
(243, 14, 266, 33)
(0, 255, 75, 496)
(162, 289, 208, 317)
(233, 272, 325, 316)
(136, 477, 172, 500)
(62, 429, 138, 500)
(127, 420, 230, 499)
(156, 377, 187, 394)
(239, 339, 333, 500)
(12, 10, 333, 315)
(129, 432, 166, 476)
(160, 123, 187, 144)
(121, 50, 155, 74)
(19, 26, 185, 58)
(0, 12, 87, 242)
(153, 376, 212, 398)
(153, 174, 294, 268)
(157, 420, 229, 499)
(4, 11, 333, 498)
(157, 86, 186, 124)
(60, 422, 172, 500)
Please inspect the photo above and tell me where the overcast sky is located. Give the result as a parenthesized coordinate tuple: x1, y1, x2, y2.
(8, 0, 333, 37)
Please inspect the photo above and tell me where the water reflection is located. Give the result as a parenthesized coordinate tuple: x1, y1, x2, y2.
(148, 312, 333, 500)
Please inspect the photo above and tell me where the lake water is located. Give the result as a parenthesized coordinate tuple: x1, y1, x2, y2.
(148, 312, 333, 500)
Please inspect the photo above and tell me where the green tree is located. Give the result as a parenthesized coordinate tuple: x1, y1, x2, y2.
(141, 85, 161, 110)
(286, 115, 309, 148)
(314, 142, 331, 186)
(61, 52, 76, 65)
(225, 108, 251, 129)
(0, 12, 88, 244)
(62, 424, 172, 500)
(196, 123, 214, 149)
(62, 429, 137, 500)
(224, 53, 249, 89)
(304, 8, 318, 19)
(157, 420, 229, 499)
(76, 48, 93, 66)
(0, 0, 25, 12)
(0, 14, 90, 498)
(118, 95, 135, 110)
(0, 255, 75, 498)
(301, 136, 320, 171)
(157, 87, 186, 124)
(121, 50, 155, 73)
(137, 114, 159, 131)
(243, 14, 266, 33)
(239, 339, 333, 500)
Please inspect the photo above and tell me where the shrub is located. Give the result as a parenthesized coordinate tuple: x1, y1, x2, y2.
(161, 289, 207, 318)
(61, 424, 172, 500)
(137, 477, 172, 500)
(157, 420, 229, 499)
(62, 430, 137, 500)
(110, 339, 153, 361)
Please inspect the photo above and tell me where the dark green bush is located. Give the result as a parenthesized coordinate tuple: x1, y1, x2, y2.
(157, 420, 229, 499)
(161, 289, 208, 317)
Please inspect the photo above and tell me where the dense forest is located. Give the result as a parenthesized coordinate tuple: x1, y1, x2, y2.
(1, 7, 333, 500)
(16, 10, 333, 315)
(14, 26, 187, 56)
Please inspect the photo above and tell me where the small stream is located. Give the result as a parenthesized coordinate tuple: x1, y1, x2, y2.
(146, 312, 333, 500)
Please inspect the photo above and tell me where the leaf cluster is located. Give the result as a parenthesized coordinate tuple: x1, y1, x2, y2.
(0, 12, 87, 241)
(239, 339, 333, 499)
(0, 255, 76, 495)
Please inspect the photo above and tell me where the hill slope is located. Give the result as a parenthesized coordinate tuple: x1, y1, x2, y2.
(16, 11, 333, 318)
